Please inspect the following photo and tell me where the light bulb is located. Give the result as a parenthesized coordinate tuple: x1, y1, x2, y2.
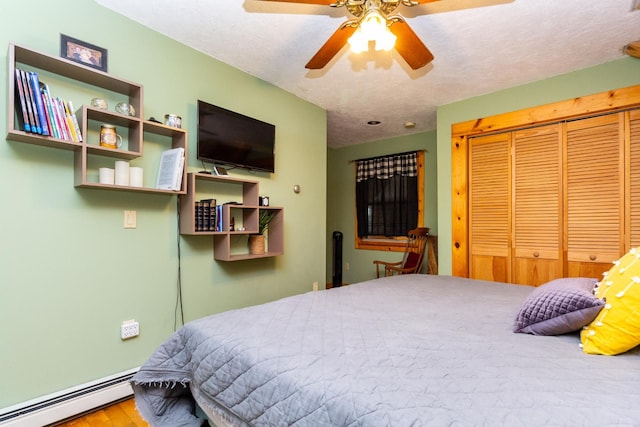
(348, 10, 396, 54)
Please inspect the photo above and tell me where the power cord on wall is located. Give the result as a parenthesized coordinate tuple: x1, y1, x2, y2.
(174, 197, 185, 330)
(200, 160, 210, 174)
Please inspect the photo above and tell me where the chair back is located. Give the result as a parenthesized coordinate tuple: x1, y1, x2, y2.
(400, 228, 430, 274)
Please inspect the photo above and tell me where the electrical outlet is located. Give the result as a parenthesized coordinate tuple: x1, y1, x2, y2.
(345, 262, 350, 271)
(121, 320, 139, 340)
(312, 281, 319, 291)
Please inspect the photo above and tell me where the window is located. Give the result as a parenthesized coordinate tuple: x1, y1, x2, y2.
(355, 151, 424, 251)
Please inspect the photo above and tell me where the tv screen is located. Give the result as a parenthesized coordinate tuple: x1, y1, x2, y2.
(197, 100, 275, 173)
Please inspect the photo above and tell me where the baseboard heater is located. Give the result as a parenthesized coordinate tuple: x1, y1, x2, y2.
(0, 367, 139, 426)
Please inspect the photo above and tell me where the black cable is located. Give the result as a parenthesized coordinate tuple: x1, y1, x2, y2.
(174, 196, 185, 330)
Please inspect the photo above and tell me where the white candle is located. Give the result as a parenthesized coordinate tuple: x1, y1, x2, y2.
(98, 168, 115, 185)
(114, 161, 130, 186)
(130, 167, 143, 187)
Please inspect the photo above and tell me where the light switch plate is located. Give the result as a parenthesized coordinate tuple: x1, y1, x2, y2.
(124, 210, 136, 229)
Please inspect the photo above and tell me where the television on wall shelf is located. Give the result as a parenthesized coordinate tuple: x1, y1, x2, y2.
(197, 100, 276, 173)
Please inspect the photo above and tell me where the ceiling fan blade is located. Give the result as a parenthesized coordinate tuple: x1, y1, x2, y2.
(402, 0, 513, 18)
(389, 20, 434, 70)
(258, 0, 441, 4)
(305, 25, 357, 69)
(625, 40, 640, 59)
(258, 0, 337, 5)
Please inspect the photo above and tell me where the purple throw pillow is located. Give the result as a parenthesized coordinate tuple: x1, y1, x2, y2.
(513, 278, 604, 336)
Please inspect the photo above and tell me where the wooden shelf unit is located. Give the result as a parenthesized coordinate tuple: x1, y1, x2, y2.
(180, 173, 284, 261)
(6, 42, 187, 194)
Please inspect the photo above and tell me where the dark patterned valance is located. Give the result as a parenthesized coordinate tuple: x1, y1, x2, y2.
(356, 151, 418, 182)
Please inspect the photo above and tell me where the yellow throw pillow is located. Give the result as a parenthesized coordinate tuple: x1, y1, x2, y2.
(581, 248, 640, 355)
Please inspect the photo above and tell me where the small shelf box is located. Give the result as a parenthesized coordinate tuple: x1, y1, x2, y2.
(179, 173, 284, 261)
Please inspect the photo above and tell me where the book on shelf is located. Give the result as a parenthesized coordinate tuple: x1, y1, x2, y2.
(39, 86, 55, 139)
(205, 199, 217, 232)
(67, 100, 83, 142)
(40, 84, 59, 139)
(175, 155, 185, 190)
(28, 72, 50, 136)
(14, 69, 31, 133)
(24, 70, 43, 134)
(195, 200, 202, 232)
(63, 100, 79, 142)
(155, 147, 185, 191)
(208, 199, 217, 231)
(216, 204, 223, 232)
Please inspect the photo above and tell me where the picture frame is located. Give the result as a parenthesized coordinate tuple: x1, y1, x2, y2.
(60, 34, 108, 72)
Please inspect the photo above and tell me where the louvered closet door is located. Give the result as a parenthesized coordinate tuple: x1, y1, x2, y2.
(469, 133, 510, 282)
(629, 109, 640, 247)
(512, 125, 562, 286)
(565, 113, 624, 278)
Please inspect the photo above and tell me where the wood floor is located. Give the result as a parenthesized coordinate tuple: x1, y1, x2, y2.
(53, 398, 148, 427)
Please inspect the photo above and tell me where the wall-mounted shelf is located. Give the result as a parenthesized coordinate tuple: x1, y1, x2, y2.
(6, 42, 187, 194)
(179, 173, 283, 261)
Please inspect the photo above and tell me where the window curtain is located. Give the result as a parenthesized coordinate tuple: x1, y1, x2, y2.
(356, 152, 418, 238)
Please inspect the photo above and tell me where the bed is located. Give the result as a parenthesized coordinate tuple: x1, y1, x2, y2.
(132, 274, 640, 426)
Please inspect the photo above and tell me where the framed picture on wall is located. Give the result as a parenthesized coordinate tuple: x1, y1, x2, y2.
(60, 34, 108, 72)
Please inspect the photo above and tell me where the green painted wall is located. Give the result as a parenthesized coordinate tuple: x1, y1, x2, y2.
(0, 0, 327, 408)
(435, 58, 640, 275)
(326, 132, 438, 284)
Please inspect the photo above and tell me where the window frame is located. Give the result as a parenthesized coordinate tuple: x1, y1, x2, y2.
(355, 150, 425, 252)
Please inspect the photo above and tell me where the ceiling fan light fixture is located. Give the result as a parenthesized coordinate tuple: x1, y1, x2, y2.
(348, 9, 397, 53)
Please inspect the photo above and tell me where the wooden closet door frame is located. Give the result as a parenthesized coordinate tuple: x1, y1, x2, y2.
(451, 84, 640, 278)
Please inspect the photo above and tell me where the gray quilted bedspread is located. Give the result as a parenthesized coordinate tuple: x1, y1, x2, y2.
(132, 275, 640, 426)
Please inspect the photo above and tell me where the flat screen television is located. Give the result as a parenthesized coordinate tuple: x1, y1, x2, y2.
(197, 100, 276, 173)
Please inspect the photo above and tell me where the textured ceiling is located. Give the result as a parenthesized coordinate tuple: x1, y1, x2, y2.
(96, 0, 640, 148)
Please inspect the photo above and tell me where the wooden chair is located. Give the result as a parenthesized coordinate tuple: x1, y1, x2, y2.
(373, 227, 430, 278)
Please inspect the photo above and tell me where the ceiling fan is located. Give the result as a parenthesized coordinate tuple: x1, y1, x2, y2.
(259, 0, 441, 70)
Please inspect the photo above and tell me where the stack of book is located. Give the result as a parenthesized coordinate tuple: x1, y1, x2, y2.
(14, 68, 83, 142)
(195, 199, 218, 232)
